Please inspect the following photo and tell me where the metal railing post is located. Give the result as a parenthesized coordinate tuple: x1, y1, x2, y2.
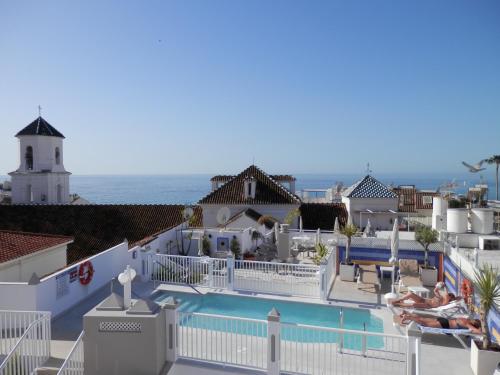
(208, 258, 214, 288)
(339, 308, 344, 353)
(164, 296, 179, 363)
(406, 321, 422, 375)
(227, 254, 234, 291)
(362, 322, 367, 357)
(267, 308, 281, 375)
(319, 261, 327, 301)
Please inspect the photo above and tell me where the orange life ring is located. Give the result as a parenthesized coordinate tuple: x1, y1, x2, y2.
(460, 278, 473, 305)
(79, 260, 94, 285)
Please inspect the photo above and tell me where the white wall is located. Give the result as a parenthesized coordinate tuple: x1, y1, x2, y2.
(0, 244, 68, 282)
(35, 242, 139, 317)
(0, 283, 38, 310)
(201, 204, 300, 228)
(342, 196, 398, 230)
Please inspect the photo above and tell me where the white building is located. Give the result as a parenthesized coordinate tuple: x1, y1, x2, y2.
(341, 175, 399, 230)
(199, 165, 301, 228)
(9, 116, 71, 204)
(0, 230, 73, 282)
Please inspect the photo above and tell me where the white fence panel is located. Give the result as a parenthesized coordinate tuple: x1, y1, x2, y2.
(0, 311, 51, 375)
(234, 260, 320, 298)
(280, 322, 407, 375)
(177, 312, 267, 370)
(57, 331, 84, 375)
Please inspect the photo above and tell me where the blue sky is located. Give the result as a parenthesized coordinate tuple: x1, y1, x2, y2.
(1, 1, 499, 176)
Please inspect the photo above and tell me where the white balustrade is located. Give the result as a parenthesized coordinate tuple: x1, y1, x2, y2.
(234, 260, 320, 297)
(57, 331, 84, 375)
(177, 311, 268, 370)
(280, 322, 407, 375)
(172, 308, 413, 375)
(152, 254, 321, 298)
(0, 311, 51, 375)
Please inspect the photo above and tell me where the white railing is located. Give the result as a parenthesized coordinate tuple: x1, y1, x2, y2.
(234, 260, 320, 297)
(0, 311, 48, 359)
(152, 254, 322, 298)
(280, 322, 407, 375)
(153, 254, 227, 287)
(0, 311, 51, 375)
(171, 309, 414, 375)
(177, 311, 268, 370)
(57, 331, 84, 375)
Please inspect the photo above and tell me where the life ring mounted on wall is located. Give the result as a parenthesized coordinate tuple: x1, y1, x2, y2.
(79, 260, 94, 285)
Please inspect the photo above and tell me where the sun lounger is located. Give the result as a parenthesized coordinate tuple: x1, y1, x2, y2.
(391, 310, 480, 349)
(397, 259, 423, 292)
(356, 264, 380, 290)
(405, 300, 472, 319)
(416, 325, 481, 349)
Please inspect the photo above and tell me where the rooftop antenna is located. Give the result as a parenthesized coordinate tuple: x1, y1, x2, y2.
(38, 105, 42, 117)
(366, 163, 372, 175)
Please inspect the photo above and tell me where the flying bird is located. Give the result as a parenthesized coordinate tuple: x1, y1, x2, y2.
(462, 160, 486, 173)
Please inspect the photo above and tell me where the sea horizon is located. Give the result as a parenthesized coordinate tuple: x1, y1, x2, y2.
(1, 171, 495, 205)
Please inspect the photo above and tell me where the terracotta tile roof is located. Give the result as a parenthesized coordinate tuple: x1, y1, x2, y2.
(211, 174, 296, 182)
(342, 175, 398, 199)
(200, 165, 300, 205)
(0, 230, 73, 263)
(393, 187, 439, 212)
(16, 116, 65, 138)
(300, 203, 348, 230)
(0, 205, 201, 263)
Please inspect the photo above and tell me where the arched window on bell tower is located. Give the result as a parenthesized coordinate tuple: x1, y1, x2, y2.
(55, 147, 60, 165)
(25, 146, 33, 170)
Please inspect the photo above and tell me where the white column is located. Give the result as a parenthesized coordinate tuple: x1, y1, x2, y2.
(267, 308, 281, 375)
(208, 259, 214, 288)
(227, 254, 234, 291)
(164, 297, 178, 363)
(406, 322, 422, 375)
(319, 262, 327, 301)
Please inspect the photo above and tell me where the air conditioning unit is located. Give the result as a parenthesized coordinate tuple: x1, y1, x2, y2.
(479, 236, 500, 250)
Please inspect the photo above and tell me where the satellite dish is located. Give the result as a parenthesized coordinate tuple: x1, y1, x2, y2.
(217, 207, 231, 226)
(183, 207, 194, 221)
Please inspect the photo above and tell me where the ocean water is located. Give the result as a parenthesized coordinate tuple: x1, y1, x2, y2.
(0, 172, 494, 204)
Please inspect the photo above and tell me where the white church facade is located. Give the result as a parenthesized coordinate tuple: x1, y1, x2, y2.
(9, 116, 71, 204)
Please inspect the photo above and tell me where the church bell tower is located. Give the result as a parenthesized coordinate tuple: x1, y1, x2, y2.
(9, 115, 71, 204)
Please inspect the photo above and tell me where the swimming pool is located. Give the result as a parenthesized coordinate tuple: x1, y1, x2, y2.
(152, 290, 384, 348)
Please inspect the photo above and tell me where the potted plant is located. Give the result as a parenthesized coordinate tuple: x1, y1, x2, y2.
(470, 265, 500, 375)
(201, 234, 211, 256)
(230, 237, 241, 259)
(313, 242, 328, 265)
(415, 226, 439, 286)
(339, 224, 358, 281)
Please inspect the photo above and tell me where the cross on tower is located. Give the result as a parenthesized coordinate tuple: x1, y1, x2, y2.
(38, 105, 42, 117)
(366, 163, 372, 174)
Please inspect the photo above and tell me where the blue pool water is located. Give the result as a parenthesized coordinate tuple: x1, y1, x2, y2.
(152, 291, 384, 348)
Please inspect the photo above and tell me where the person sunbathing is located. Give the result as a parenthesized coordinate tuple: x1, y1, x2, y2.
(399, 311, 482, 334)
(391, 283, 457, 308)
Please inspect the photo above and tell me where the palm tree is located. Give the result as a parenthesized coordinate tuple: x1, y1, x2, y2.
(473, 265, 500, 350)
(340, 224, 358, 264)
(485, 155, 500, 200)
